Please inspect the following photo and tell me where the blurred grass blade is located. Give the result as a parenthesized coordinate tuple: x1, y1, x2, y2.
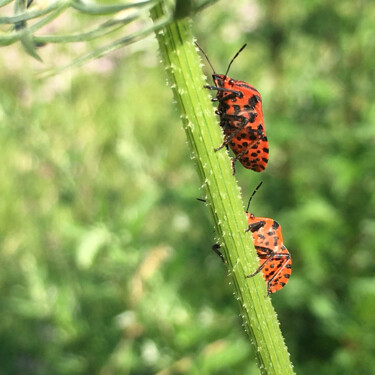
(39, 15, 170, 78)
(13, 0, 26, 30)
(2, 0, 68, 36)
(0, 0, 62, 24)
(25, 5, 67, 35)
(71, 0, 155, 15)
(1, 0, 159, 49)
(31, 20, 125, 43)
(31, 2, 155, 43)
(0, 6, 66, 45)
(64, 15, 170, 64)
(20, 30, 42, 61)
(13, 0, 42, 61)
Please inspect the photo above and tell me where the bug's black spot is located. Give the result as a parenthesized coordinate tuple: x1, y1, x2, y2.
(286, 264, 292, 269)
(273, 236, 279, 247)
(262, 158, 268, 163)
(249, 221, 266, 232)
(263, 147, 269, 153)
(248, 112, 257, 123)
(236, 83, 259, 93)
(220, 102, 230, 112)
(248, 95, 259, 109)
(272, 221, 280, 230)
(284, 274, 290, 278)
(243, 142, 248, 147)
(270, 263, 275, 268)
(233, 105, 240, 115)
(280, 282, 286, 287)
(251, 152, 257, 157)
(258, 234, 265, 240)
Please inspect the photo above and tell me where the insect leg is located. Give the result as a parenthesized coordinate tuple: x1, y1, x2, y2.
(229, 140, 260, 174)
(245, 247, 275, 278)
(214, 116, 250, 151)
(212, 243, 226, 263)
(265, 253, 291, 295)
(204, 85, 243, 98)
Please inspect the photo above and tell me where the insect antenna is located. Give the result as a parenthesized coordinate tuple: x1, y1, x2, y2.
(246, 181, 263, 213)
(195, 42, 216, 73)
(224, 44, 247, 77)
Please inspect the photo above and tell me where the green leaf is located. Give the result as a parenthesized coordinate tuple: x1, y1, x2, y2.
(12, 0, 42, 61)
(19, 30, 42, 61)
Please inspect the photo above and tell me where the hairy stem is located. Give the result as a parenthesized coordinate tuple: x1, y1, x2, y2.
(151, 3, 295, 374)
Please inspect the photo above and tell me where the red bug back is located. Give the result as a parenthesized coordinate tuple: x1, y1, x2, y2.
(246, 212, 292, 294)
(195, 42, 269, 173)
(213, 74, 263, 117)
(213, 74, 269, 172)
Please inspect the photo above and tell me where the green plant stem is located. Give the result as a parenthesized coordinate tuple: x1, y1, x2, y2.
(151, 3, 295, 375)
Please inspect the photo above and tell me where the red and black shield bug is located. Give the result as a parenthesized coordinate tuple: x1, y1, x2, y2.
(245, 182, 292, 294)
(198, 182, 291, 295)
(195, 42, 269, 174)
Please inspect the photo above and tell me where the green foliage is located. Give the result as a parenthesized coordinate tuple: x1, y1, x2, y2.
(1, 0, 375, 374)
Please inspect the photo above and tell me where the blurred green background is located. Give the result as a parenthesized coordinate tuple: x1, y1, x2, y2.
(1, 0, 375, 374)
